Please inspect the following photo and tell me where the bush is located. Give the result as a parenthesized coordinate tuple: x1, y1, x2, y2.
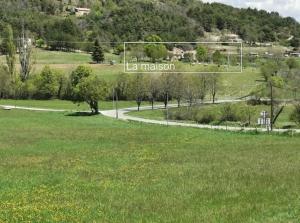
(290, 104, 300, 125)
(220, 103, 238, 122)
(168, 108, 196, 121)
(194, 112, 215, 124)
(33, 66, 60, 99)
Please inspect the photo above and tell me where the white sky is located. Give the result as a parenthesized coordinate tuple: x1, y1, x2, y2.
(202, 0, 300, 22)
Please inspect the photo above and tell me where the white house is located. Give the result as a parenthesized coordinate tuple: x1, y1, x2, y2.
(75, 8, 91, 16)
(168, 47, 197, 61)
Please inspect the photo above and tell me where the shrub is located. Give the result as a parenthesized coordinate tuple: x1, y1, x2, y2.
(194, 112, 215, 124)
(33, 66, 59, 99)
(168, 108, 195, 121)
(290, 104, 300, 125)
(220, 103, 238, 122)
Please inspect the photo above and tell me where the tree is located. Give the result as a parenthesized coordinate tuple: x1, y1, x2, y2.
(70, 65, 93, 102)
(290, 69, 300, 100)
(128, 74, 146, 111)
(3, 25, 16, 82)
(197, 74, 207, 103)
(290, 38, 300, 48)
(18, 28, 34, 82)
(34, 66, 59, 99)
(286, 58, 299, 73)
(144, 44, 168, 62)
(240, 105, 255, 126)
(145, 75, 160, 110)
(159, 73, 173, 108)
(0, 64, 11, 98)
(171, 73, 184, 107)
(144, 35, 167, 62)
(114, 44, 124, 55)
(183, 75, 198, 107)
(260, 61, 285, 130)
(92, 39, 105, 64)
(220, 103, 238, 122)
(130, 44, 146, 62)
(290, 103, 300, 125)
(196, 45, 208, 62)
(114, 73, 130, 100)
(207, 73, 220, 103)
(212, 50, 223, 66)
(78, 74, 108, 114)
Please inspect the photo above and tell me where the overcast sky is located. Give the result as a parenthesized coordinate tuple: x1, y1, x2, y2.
(202, 0, 300, 22)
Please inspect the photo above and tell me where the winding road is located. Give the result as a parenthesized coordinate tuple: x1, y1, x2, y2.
(101, 100, 300, 133)
(1, 100, 300, 133)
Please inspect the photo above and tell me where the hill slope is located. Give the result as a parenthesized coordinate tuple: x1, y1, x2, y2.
(0, 0, 299, 48)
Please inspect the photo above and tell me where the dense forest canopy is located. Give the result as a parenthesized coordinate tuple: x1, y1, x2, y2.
(0, 0, 300, 49)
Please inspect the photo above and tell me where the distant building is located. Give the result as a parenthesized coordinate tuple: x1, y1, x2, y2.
(168, 47, 196, 61)
(224, 34, 242, 43)
(284, 50, 300, 57)
(290, 52, 300, 57)
(249, 52, 259, 57)
(75, 8, 91, 16)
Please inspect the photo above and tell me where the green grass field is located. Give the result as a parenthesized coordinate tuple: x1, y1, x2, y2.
(0, 109, 299, 222)
(0, 99, 138, 111)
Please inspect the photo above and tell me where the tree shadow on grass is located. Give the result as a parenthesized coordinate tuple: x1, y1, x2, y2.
(65, 112, 99, 117)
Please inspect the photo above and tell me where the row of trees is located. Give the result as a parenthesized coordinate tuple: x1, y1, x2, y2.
(1, 63, 221, 114)
(114, 72, 221, 111)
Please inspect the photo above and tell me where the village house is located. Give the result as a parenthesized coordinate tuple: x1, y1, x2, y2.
(290, 52, 300, 57)
(75, 7, 91, 17)
(284, 50, 300, 57)
(168, 47, 197, 61)
(224, 34, 242, 42)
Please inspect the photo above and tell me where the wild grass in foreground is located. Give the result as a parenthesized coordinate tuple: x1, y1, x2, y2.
(0, 110, 299, 222)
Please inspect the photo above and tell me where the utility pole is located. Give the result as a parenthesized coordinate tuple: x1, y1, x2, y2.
(115, 88, 119, 119)
(270, 83, 274, 131)
(166, 91, 169, 126)
(112, 88, 118, 119)
(227, 52, 230, 71)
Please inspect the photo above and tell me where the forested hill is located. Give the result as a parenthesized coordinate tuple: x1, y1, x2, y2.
(0, 0, 300, 48)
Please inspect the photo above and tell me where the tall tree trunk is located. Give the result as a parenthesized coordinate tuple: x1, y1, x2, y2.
(90, 101, 99, 114)
(212, 92, 216, 104)
(137, 100, 141, 111)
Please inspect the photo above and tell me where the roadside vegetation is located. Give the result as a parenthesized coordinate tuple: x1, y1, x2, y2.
(130, 102, 300, 129)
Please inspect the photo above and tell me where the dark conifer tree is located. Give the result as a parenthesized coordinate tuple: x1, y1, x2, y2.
(92, 39, 104, 64)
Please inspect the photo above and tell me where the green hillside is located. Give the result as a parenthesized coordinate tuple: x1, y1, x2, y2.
(0, 0, 299, 50)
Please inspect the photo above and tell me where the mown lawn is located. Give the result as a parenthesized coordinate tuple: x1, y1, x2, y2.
(0, 109, 299, 222)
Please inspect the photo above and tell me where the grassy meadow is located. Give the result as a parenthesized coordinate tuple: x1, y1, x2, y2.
(0, 109, 300, 222)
